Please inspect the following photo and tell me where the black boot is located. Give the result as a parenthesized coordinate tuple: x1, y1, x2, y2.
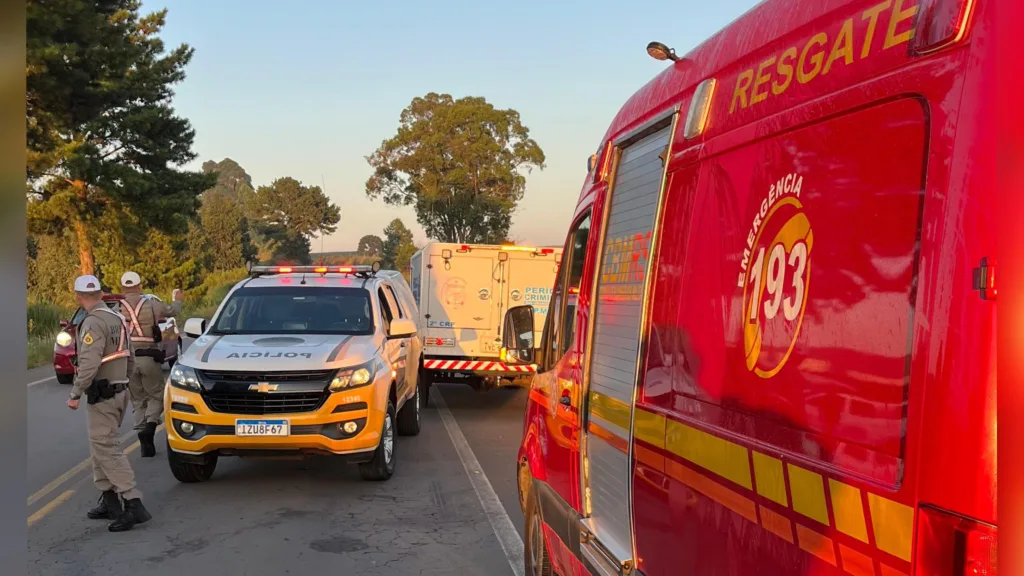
(108, 498, 152, 532)
(139, 422, 157, 458)
(86, 490, 122, 520)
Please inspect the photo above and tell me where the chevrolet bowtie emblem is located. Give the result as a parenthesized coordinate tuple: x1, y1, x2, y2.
(249, 382, 278, 392)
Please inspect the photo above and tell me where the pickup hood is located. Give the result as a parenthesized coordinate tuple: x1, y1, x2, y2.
(181, 333, 381, 372)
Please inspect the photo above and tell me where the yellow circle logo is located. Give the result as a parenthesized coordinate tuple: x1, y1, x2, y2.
(82, 333, 94, 346)
(740, 196, 813, 378)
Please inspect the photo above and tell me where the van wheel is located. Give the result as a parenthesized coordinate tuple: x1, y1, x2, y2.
(524, 483, 553, 576)
(359, 400, 396, 481)
(397, 382, 421, 436)
(55, 372, 73, 385)
(167, 440, 217, 483)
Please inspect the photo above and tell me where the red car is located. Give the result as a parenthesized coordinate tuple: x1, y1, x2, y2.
(53, 293, 181, 384)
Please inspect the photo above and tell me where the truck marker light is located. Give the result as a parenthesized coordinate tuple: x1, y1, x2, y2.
(314, 266, 328, 274)
(278, 267, 292, 273)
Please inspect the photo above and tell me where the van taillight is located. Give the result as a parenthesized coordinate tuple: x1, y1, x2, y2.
(914, 505, 996, 576)
(912, 0, 976, 54)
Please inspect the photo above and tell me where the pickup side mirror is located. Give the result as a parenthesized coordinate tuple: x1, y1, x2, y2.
(501, 305, 535, 364)
(389, 318, 417, 339)
(183, 318, 207, 338)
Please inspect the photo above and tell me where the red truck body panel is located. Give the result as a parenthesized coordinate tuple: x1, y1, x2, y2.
(519, 0, 997, 575)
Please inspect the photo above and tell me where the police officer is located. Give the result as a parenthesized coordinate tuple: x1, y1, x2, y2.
(119, 271, 183, 457)
(67, 275, 153, 532)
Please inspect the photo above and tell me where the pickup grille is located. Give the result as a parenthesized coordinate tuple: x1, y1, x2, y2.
(201, 391, 328, 415)
(196, 369, 334, 415)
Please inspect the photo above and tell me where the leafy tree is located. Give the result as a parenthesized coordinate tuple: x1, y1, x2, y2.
(198, 189, 255, 271)
(381, 218, 416, 274)
(357, 234, 384, 258)
(90, 205, 198, 296)
(365, 93, 545, 244)
(27, 231, 79, 307)
(26, 0, 215, 274)
(251, 177, 341, 264)
(201, 158, 254, 201)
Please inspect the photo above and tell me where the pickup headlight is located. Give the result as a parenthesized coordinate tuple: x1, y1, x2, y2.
(329, 359, 379, 391)
(55, 331, 73, 348)
(169, 364, 202, 391)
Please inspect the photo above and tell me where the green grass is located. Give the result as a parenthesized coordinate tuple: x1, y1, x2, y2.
(27, 300, 74, 370)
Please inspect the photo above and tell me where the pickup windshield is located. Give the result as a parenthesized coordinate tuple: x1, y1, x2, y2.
(210, 286, 374, 336)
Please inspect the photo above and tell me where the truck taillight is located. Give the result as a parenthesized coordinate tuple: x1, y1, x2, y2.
(915, 505, 996, 576)
(913, 0, 976, 54)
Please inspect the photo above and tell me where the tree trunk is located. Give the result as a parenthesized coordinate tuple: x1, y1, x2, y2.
(73, 219, 95, 276)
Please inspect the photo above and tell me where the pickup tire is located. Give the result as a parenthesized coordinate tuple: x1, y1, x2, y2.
(167, 440, 218, 483)
(55, 372, 73, 385)
(359, 400, 396, 481)
(397, 381, 421, 436)
(419, 365, 433, 408)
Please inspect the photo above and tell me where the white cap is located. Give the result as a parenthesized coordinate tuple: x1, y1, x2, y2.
(120, 271, 142, 287)
(74, 275, 102, 293)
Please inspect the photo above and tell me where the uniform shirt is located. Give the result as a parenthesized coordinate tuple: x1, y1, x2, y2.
(122, 293, 182, 350)
(71, 301, 135, 398)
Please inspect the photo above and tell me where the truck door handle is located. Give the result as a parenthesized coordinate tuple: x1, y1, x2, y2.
(559, 395, 571, 407)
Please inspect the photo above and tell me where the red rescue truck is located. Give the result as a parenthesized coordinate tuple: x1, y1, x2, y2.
(501, 0, 997, 574)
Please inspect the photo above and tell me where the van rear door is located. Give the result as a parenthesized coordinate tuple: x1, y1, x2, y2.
(504, 254, 559, 347)
(424, 251, 498, 357)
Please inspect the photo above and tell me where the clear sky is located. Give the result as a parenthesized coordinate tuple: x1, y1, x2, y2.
(143, 0, 761, 252)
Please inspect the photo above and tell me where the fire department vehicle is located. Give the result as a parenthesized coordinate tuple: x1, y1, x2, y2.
(164, 264, 424, 483)
(409, 241, 562, 394)
(502, 0, 997, 574)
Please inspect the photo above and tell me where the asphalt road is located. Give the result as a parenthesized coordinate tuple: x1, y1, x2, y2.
(26, 366, 531, 576)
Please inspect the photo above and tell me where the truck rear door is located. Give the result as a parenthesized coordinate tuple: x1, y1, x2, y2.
(425, 251, 498, 356)
(504, 254, 559, 348)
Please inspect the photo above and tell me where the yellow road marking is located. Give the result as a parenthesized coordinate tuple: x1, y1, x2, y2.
(27, 489, 74, 526)
(28, 425, 164, 507)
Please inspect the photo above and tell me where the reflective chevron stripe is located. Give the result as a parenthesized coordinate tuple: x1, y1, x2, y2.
(423, 359, 537, 373)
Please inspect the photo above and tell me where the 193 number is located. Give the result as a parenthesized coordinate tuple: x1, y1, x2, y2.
(747, 241, 808, 322)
